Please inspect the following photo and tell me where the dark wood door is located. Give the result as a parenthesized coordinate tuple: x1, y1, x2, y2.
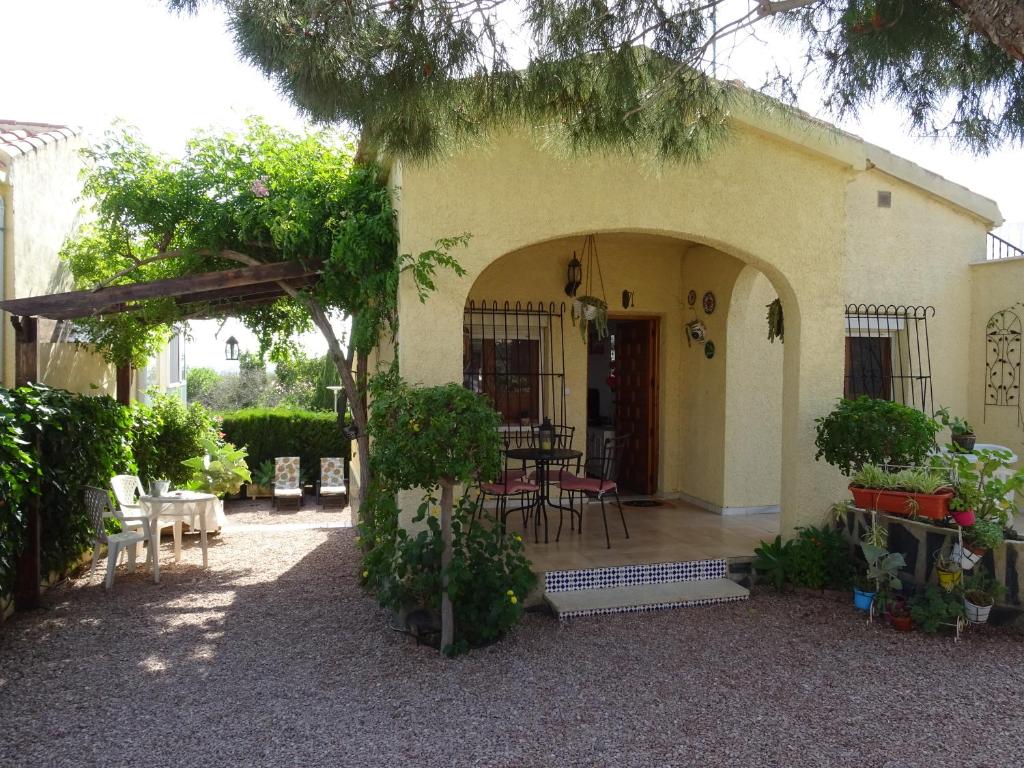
(614, 319, 659, 494)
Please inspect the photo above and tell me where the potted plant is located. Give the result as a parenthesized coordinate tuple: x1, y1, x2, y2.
(246, 459, 275, 498)
(572, 295, 608, 343)
(848, 464, 953, 520)
(936, 406, 976, 452)
(909, 585, 965, 634)
(181, 437, 252, 518)
(857, 540, 905, 613)
(934, 548, 962, 590)
(886, 596, 913, 631)
(953, 518, 1004, 570)
(961, 566, 1006, 625)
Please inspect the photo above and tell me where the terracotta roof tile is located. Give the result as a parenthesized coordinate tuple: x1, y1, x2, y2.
(0, 121, 79, 165)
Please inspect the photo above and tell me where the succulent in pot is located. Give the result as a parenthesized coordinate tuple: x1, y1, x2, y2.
(936, 406, 976, 452)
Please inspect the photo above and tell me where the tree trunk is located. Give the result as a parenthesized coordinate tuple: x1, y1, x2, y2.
(439, 478, 454, 655)
(948, 0, 1024, 61)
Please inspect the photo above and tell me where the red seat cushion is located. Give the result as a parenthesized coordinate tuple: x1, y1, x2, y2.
(558, 476, 617, 494)
(481, 480, 539, 496)
(529, 468, 579, 483)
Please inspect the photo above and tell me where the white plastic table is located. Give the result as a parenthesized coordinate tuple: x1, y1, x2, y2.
(139, 491, 218, 583)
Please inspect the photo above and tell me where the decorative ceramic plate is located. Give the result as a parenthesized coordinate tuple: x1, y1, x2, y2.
(702, 291, 716, 314)
(687, 289, 697, 306)
(704, 340, 716, 359)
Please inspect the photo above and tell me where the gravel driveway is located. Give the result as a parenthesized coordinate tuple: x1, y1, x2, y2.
(2, 501, 1024, 767)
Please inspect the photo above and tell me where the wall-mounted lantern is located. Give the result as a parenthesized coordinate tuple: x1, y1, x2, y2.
(564, 253, 582, 297)
(224, 335, 240, 361)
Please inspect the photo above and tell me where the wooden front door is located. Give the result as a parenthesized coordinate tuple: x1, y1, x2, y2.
(614, 318, 659, 494)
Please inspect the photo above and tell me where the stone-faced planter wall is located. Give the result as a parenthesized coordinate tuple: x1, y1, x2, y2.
(843, 508, 1024, 607)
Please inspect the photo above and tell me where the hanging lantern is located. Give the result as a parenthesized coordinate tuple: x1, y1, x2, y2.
(224, 335, 240, 361)
(565, 253, 582, 296)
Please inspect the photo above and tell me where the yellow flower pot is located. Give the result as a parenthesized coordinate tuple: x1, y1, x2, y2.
(937, 566, 961, 591)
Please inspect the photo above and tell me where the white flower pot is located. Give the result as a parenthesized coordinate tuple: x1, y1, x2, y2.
(583, 305, 598, 321)
(151, 480, 170, 497)
(952, 542, 984, 570)
(963, 595, 992, 624)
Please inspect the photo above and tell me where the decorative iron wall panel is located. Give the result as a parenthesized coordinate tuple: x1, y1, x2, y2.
(985, 308, 1022, 427)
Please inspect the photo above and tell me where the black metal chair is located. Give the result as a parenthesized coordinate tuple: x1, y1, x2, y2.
(556, 435, 630, 549)
(476, 435, 540, 532)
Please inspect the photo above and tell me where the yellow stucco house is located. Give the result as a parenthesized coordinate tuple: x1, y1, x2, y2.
(0, 121, 183, 402)
(369, 104, 1024, 582)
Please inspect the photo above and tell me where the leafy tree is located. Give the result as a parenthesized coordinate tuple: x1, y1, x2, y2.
(273, 350, 342, 410)
(186, 367, 221, 404)
(62, 119, 465, 509)
(166, 1, 1024, 161)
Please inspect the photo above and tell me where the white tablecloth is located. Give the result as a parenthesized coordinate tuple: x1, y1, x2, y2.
(139, 491, 220, 581)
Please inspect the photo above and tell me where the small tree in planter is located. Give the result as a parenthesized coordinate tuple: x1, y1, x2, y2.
(815, 397, 939, 476)
(366, 372, 515, 654)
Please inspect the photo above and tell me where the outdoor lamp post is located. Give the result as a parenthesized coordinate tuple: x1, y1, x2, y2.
(564, 253, 582, 297)
(224, 336, 240, 361)
(326, 385, 344, 413)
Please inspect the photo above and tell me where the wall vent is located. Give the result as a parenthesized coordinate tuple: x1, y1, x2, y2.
(877, 190, 892, 208)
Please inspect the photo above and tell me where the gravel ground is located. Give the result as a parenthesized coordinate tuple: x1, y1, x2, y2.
(3, 500, 1024, 768)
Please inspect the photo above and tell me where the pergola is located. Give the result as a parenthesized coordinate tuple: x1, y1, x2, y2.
(0, 259, 321, 609)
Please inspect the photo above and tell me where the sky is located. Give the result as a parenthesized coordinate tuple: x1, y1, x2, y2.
(3, 0, 1024, 369)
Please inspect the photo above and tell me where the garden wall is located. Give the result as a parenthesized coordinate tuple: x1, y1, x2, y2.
(843, 508, 1024, 608)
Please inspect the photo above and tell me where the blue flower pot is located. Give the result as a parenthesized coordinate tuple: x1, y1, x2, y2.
(853, 588, 876, 612)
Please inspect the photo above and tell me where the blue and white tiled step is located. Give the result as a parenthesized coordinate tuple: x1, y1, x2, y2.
(543, 558, 749, 619)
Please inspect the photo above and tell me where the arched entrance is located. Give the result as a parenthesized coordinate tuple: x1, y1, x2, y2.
(444, 230, 800, 568)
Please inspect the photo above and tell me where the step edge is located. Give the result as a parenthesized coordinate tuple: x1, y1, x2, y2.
(554, 594, 748, 620)
(544, 558, 728, 593)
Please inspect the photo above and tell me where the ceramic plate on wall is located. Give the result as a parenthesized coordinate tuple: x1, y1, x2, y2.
(702, 291, 716, 314)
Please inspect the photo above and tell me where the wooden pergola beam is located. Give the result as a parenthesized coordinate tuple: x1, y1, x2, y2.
(0, 259, 321, 320)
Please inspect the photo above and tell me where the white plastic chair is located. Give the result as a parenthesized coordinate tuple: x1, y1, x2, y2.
(110, 474, 155, 570)
(85, 486, 152, 589)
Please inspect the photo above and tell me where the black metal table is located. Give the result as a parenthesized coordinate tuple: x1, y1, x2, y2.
(504, 447, 582, 543)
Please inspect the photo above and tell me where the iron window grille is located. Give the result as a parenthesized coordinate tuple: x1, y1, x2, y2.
(464, 300, 567, 437)
(844, 304, 935, 414)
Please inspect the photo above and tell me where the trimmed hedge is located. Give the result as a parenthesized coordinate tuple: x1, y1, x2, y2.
(219, 408, 349, 484)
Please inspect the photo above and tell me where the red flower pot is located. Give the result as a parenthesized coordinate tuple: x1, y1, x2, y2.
(849, 486, 953, 520)
(890, 614, 913, 632)
(951, 508, 976, 527)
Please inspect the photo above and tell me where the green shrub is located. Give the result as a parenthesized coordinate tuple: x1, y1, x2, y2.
(754, 525, 854, 591)
(909, 586, 964, 634)
(815, 397, 939, 476)
(131, 394, 218, 487)
(219, 407, 348, 483)
(0, 388, 43, 597)
(366, 493, 535, 655)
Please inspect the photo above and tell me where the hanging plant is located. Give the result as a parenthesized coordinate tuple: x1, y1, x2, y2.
(766, 298, 784, 343)
(572, 295, 609, 342)
(570, 234, 609, 344)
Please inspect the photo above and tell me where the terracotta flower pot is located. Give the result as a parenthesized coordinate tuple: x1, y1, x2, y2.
(890, 614, 913, 632)
(849, 486, 953, 520)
